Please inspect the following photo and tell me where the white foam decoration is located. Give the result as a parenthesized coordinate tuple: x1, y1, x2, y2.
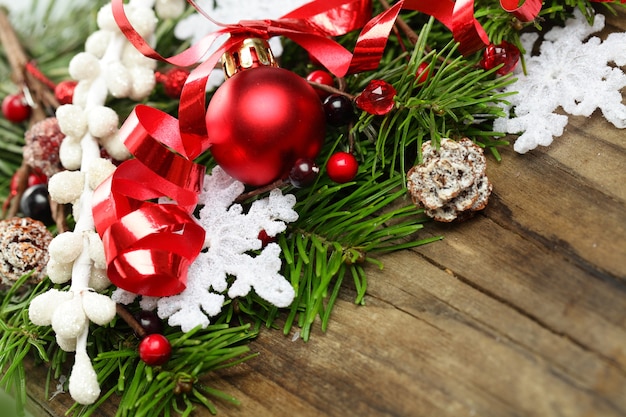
(48, 231, 84, 264)
(113, 167, 298, 332)
(494, 10, 626, 153)
(46, 259, 74, 284)
(48, 170, 85, 204)
(33, 0, 182, 406)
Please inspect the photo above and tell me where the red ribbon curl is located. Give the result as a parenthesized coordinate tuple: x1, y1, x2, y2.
(92, 105, 206, 297)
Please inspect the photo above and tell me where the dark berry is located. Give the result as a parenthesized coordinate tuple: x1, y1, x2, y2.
(289, 157, 320, 187)
(306, 70, 334, 99)
(138, 334, 172, 366)
(323, 94, 354, 127)
(326, 152, 359, 183)
(19, 184, 53, 225)
(134, 310, 164, 336)
(2, 93, 31, 123)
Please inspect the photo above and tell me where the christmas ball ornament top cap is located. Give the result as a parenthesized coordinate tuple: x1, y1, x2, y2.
(222, 38, 277, 79)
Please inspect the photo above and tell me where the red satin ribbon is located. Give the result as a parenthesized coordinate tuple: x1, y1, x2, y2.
(92, 105, 205, 297)
(99, 0, 588, 297)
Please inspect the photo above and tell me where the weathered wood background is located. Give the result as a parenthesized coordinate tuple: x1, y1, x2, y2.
(24, 8, 626, 417)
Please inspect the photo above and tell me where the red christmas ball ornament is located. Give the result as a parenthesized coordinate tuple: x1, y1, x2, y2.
(480, 41, 521, 75)
(138, 334, 172, 366)
(207, 39, 326, 187)
(54, 80, 78, 105)
(327, 152, 359, 183)
(2, 93, 31, 123)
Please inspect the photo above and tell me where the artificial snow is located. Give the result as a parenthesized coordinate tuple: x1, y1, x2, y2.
(493, 10, 626, 153)
(113, 167, 298, 332)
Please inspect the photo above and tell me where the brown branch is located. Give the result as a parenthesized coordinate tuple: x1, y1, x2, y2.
(116, 304, 147, 339)
(0, 8, 67, 230)
(234, 178, 289, 203)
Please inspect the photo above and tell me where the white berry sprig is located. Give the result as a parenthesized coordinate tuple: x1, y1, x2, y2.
(28, 0, 185, 405)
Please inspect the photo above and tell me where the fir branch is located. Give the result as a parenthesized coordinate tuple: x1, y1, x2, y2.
(0, 276, 54, 416)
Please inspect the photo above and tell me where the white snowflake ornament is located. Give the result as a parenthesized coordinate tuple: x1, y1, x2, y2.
(113, 167, 298, 332)
(493, 10, 626, 153)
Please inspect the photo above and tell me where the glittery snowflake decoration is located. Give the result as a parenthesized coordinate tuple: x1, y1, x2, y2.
(493, 10, 626, 154)
(113, 167, 298, 332)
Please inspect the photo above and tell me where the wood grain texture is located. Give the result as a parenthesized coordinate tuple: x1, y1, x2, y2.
(23, 7, 626, 417)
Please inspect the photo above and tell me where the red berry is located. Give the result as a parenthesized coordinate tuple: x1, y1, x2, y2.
(54, 80, 78, 105)
(416, 62, 430, 84)
(2, 93, 31, 123)
(306, 70, 334, 99)
(327, 152, 358, 183)
(258, 229, 276, 247)
(139, 334, 172, 366)
(289, 157, 320, 187)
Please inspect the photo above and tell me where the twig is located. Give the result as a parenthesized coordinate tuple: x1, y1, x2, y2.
(116, 304, 147, 339)
(234, 178, 289, 203)
(0, 8, 67, 230)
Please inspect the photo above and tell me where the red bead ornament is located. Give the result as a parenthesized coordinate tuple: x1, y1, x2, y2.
(306, 70, 335, 99)
(480, 41, 521, 75)
(416, 62, 430, 84)
(54, 80, 78, 105)
(327, 152, 358, 183)
(138, 334, 172, 366)
(207, 66, 326, 186)
(2, 93, 31, 123)
(355, 80, 396, 116)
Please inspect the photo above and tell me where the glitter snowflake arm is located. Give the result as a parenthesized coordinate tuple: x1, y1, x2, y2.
(493, 10, 626, 153)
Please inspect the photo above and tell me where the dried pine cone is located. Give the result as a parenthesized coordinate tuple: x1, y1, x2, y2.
(0, 217, 53, 286)
(407, 138, 492, 222)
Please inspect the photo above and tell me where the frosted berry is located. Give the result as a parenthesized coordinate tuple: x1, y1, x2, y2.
(355, 80, 396, 116)
(327, 152, 358, 183)
(323, 94, 354, 127)
(2, 93, 31, 123)
(135, 310, 164, 336)
(139, 334, 172, 366)
(289, 157, 320, 187)
(156, 68, 190, 98)
(306, 70, 334, 99)
(480, 41, 521, 75)
(19, 184, 53, 225)
(416, 62, 430, 84)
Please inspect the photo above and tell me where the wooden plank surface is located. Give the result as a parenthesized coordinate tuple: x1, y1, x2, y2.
(24, 8, 626, 417)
